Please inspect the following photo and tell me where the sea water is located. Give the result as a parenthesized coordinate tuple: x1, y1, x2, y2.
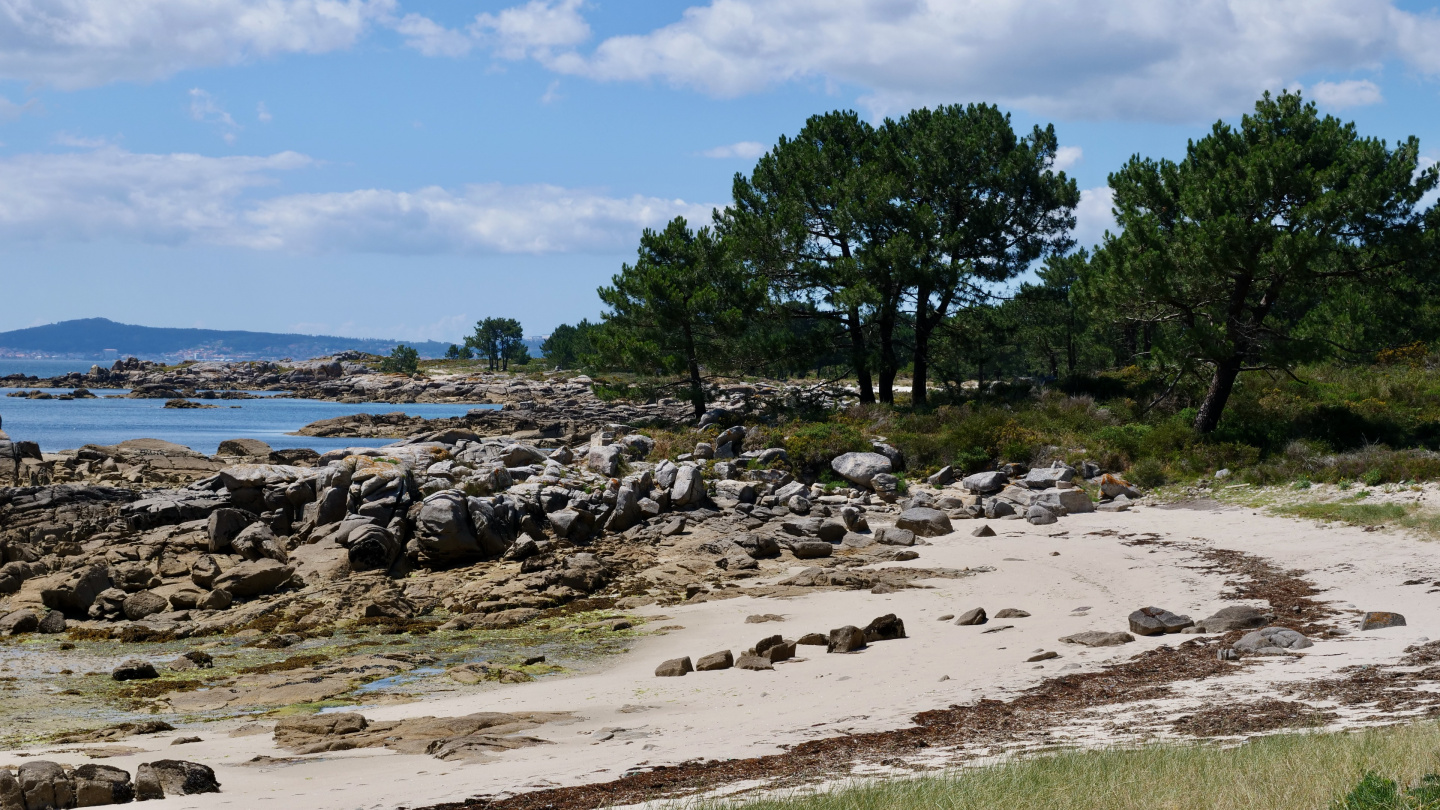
(0, 389, 493, 454)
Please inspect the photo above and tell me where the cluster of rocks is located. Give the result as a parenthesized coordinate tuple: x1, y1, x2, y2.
(656, 614, 907, 676)
(942, 463, 1141, 526)
(0, 759, 218, 807)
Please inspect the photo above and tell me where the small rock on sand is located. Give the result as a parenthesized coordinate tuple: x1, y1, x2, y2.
(1360, 611, 1407, 631)
(1060, 631, 1135, 647)
(1026, 651, 1059, 662)
(735, 654, 773, 671)
(655, 657, 694, 677)
(797, 633, 827, 646)
(971, 524, 996, 538)
(696, 651, 734, 671)
(1128, 606, 1194, 636)
(955, 608, 987, 626)
(993, 608, 1030, 619)
(112, 659, 159, 681)
(746, 614, 784, 623)
(827, 626, 867, 653)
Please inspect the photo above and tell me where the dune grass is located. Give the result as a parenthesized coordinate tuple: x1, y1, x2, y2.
(696, 724, 1440, 810)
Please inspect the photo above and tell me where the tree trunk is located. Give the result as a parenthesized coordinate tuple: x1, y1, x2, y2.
(877, 303, 897, 404)
(682, 324, 705, 420)
(1194, 356, 1242, 434)
(847, 304, 874, 404)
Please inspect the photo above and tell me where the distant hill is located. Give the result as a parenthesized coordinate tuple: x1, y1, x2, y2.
(0, 318, 456, 361)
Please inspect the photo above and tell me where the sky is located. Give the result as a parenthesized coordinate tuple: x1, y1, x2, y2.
(1, 0, 1439, 343)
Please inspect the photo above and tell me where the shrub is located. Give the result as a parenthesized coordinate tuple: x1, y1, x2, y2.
(380, 344, 420, 374)
(784, 422, 872, 471)
(1128, 457, 1168, 488)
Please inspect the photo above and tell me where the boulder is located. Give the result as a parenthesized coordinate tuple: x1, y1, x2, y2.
(315, 485, 348, 525)
(605, 486, 642, 533)
(1060, 631, 1134, 647)
(347, 524, 401, 571)
(37, 610, 66, 634)
(587, 445, 623, 476)
(826, 625, 867, 653)
(1128, 606, 1194, 636)
(672, 465, 706, 507)
(17, 761, 74, 810)
(217, 438, 274, 458)
(789, 540, 833, 560)
(830, 452, 893, 488)
(113, 659, 160, 681)
(1033, 488, 1095, 514)
(954, 608, 987, 626)
(1099, 473, 1142, 499)
(73, 763, 135, 805)
(501, 444, 548, 467)
(961, 471, 1009, 494)
(548, 509, 597, 542)
(122, 590, 170, 621)
(655, 657, 693, 677)
(863, 614, 906, 642)
(895, 507, 953, 537)
(971, 524, 996, 538)
(733, 534, 780, 559)
(232, 521, 288, 563)
(874, 527, 916, 546)
(1233, 627, 1312, 655)
(1195, 605, 1271, 633)
(197, 589, 233, 611)
(734, 654, 774, 671)
(695, 650, 733, 671)
(1360, 611, 1407, 631)
(797, 633, 827, 646)
(207, 507, 256, 553)
(1022, 465, 1076, 489)
(212, 559, 293, 598)
(0, 609, 38, 636)
(1026, 505, 1058, 525)
(0, 768, 15, 810)
(415, 492, 482, 563)
(134, 760, 220, 799)
(926, 466, 955, 487)
(41, 563, 111, 615)
(190, 554, 221, 588)
(983, 499, 1016, 519)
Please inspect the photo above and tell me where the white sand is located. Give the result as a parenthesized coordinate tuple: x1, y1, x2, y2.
(14, 500, 1438, 809)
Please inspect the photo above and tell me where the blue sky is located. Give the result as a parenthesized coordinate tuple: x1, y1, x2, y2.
(1, 0, 1439, 343)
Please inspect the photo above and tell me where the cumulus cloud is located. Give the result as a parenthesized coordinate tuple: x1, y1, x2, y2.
(1052, 145, 1082, 172)
(0, 0, 395, 89)
(700, 141, 766, 159)
(0, 146, 716, 254)
(1309, 78, 1383, 109)
(393, 12, 474, 57)
(472, 0, 590, 60)
(524, 0, 1440, 122)
(1071, 186, 1117, 251)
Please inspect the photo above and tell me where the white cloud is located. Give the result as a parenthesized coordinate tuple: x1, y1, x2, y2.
(0, 0, 396, 89)
(241, 184, 714, 253)
(1052, 145, 1082, 172)
(1309, 78, 1383, 109)
(700, 141, 766, 159)
(540, 79, 563, 104)
(0, 146, 717, 255)
(526, 0, 1440, 122)
(471, 0, 590, 60)
(1071, 186, 1116, 251)
(256, 101, 272, 122)
(52, 131, 107, 148)
(189, 88, 239, 143)
(0, 95, 39, 121)
(394, 12, 474, 57)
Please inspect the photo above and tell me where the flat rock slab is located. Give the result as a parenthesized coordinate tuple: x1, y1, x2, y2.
(1060, 631, 1135, 647)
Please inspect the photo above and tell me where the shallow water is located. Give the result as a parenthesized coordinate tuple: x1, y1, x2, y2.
(0, 388, 493, 454)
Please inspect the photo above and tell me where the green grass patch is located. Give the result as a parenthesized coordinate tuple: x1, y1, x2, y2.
(705, 723, 1440, 810)
(1274, 501, 1409, 526)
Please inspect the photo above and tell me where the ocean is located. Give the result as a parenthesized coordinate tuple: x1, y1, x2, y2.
(0, 358, 115, 378)
(0, 388, 493, 454)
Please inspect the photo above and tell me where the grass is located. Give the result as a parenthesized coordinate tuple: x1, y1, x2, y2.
(701, 724, 1440, 810)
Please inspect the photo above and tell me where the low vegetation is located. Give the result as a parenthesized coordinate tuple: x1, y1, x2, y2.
(705, 724, 1440, 810)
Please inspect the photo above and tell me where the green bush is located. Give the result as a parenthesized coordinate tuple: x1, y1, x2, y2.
(379, 344, 420, 374)
(784, 422, 872, 471)
(1128, 457, 1168, 488)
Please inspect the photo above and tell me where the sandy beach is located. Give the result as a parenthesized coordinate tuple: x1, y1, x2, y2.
(7, 494, 1436, 810)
